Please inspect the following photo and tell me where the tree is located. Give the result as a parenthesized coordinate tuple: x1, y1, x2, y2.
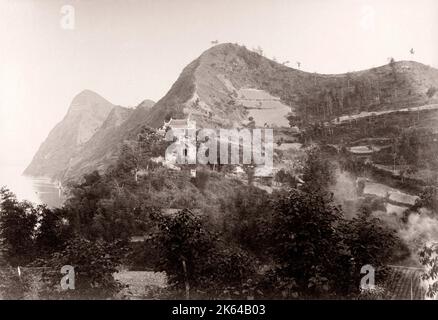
(243, 164, 255, 185)
(34, 237, 128, 299)
(247, 116, 256, 129)
(413, 186, 438, 212)
(388, 57, 398, 82)
(150, 209, 254, 298)
(268, 188, 343, 296)
(337, 208, 409, 294)
(221, 186, 273, 254)
(0, 188, 71, 264)
(137, 126, 168, 160)
(265, 188, 408, 298)
(192, 169, 209, 192)
(63, 171, 111, 240)
(35, 206, 72, 256)
(300, 147, 335, 196)
(150, 209, 216, 295)
(419, 243, 438, 298)
(274, 168, 300, 188)
(253, 46, 264, 56)
(395, 129, 421, 166)
(287, 114, 301, 128)
(109, 127, 168, 182)
(0, 187, 38, 265)
(427, 86, 437, 99)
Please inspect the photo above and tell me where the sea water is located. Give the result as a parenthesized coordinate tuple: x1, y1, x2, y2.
(0, 165, 64, 208)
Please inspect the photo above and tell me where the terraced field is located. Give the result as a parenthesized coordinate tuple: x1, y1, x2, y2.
(237, 88, 293, 127)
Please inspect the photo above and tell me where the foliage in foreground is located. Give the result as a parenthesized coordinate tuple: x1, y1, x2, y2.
(33, 237, 128, 299)
(0, 140, 411, 299)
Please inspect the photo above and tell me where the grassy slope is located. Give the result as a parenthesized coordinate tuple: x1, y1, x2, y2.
(141, 43, 438, 130)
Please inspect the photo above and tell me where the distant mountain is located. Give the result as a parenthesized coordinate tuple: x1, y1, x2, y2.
(61, 99, 156, 181)
(24, 90, 116, 179)
(25, 43, 438, 182)
(24, 90, 156, 182)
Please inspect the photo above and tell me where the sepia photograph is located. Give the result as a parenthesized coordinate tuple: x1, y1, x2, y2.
(1, 0, 438, 308)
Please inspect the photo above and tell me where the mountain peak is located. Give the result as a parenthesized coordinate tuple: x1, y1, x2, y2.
(76, 89, 99, 96)
(67, 90, 114, 116)
(199, 43, 249, 60)
(204, 42, 242, 53)
(25, 90, 120, 179)
(137, 99, 155, 110)
(71, 89, 112, 106)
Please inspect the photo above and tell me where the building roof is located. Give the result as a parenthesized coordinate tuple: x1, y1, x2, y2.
(168, 118, 192, 129)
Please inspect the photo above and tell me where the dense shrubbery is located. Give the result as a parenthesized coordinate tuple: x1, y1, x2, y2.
(0, 130, 410, 299)
(220, 185, 274, 255)
(274, 168, 300, 188)
(33, 237, 128, 299)
(149, 209, 255, 298)
(427, 86, 437, 99)
(139, 147, 408, 299)
(0, 188, 39, 265)
(0, 187, 129, 299)
(192, 169, 210, 192)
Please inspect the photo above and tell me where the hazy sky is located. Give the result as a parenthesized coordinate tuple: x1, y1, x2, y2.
(1, 0, 438, 167)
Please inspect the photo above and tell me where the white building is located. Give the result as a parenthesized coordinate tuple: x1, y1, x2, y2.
(160, 115, 197, 165)
(158, 115, 196, 135)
